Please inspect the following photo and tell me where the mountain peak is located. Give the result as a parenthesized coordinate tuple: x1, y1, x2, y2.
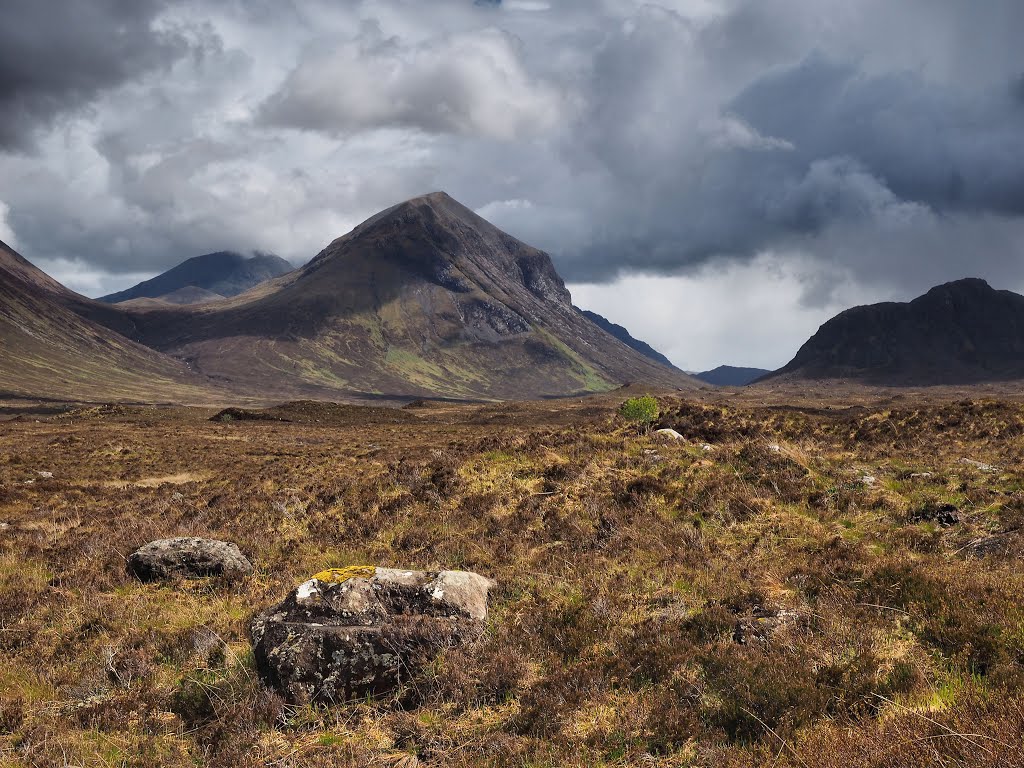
(920, 277, 994, 301)
(99, 250, 292, 304)
(73, 193, 697, 399)
(770, 278, 1024, 385)
(404, 190, 455, 206)
(309, 192, 572, 306)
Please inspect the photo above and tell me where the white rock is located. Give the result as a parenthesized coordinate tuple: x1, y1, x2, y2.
(295, 579, 320, 603)
(654, 428, 684, 440)
(960, 458, 999, 473)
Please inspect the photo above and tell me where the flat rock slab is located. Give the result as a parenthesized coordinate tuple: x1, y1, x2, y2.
(252, 567, 494, 704)
(127, 537, 254, 582)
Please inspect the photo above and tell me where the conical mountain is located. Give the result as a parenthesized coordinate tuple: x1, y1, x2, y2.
(81, 193, 698, 400)
(99, 251, 292, 304)
(0, 240, 219, 402)
(767, 278, 1024, 385)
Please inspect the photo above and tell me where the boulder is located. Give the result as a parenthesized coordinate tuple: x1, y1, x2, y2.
(251, 566, 495, 704)
(127, 537, 254, 582)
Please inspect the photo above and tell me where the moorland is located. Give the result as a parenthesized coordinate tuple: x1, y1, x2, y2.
(2, 386, 1023, 767)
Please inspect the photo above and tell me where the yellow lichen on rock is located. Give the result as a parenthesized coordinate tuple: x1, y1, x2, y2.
(311, 565, 376, 584)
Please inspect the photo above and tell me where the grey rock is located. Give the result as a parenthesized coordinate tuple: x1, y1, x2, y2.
(126, 537, 254, 582)
(251, 567, 495, 704)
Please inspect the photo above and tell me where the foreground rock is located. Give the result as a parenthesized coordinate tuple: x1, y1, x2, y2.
(251, 566, 495, 703)
(127, 537, 254, 581)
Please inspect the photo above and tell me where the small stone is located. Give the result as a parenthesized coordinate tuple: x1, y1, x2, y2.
(960, 458, 999, 473)
(126, 537, 254, 582)
(654, 428, 684, 440)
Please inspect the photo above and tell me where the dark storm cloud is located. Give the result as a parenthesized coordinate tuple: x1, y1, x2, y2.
(732, 55, 1024, 218)
(2, 0, 1024, 318)
(0, 0, 189, 149)
(535, 5, 1024, 290)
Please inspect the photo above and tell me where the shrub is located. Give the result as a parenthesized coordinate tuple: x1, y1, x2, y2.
(619, 396, 660, 432)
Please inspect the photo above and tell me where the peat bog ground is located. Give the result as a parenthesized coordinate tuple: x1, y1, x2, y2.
(1, 392, 1023, 766)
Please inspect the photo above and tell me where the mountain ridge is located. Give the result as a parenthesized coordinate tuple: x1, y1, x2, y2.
(99, 251, 292, 304)
(65, 192, 701, 400)
(0, 239, 221, 402)
(767, 278, 1024, 385)
(694, 365, 771, 386)
(578, 310, 677, 369)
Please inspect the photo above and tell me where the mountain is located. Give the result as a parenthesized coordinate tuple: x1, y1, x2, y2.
(693, 365, 771, 386)
(578, 310, 677, 369)
(124, 286, 227, 306)
(99, 251, 292, 304)
(76, 193, 700, 400)
(0, 240, 218, 402)
(768, 278, 1024, 385)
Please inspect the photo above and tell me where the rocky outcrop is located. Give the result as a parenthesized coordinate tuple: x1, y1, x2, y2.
(251, 566, 495, 704)
(126, 537, 254, 581)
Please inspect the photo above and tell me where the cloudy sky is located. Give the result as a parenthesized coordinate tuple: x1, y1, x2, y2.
(3, 0, 1024, 370)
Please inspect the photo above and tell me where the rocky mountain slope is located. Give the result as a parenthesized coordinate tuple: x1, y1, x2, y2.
(578, 309, 677, 369)
(99, 251, 292, 304)
(768, 278, 1024, 385)
(76, 193, 700, 400)
(693, 365, 771, 386)
(0, 239, 219, 402)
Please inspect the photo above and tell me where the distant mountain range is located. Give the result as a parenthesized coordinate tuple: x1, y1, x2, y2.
(767, 278, 1024, 385)
(0, 193, 700, 402)
(8, 192, 1024, 403)
(578, 310, 677, 369)
(99, 251, 292, 304)
(693, 366, 771, 386)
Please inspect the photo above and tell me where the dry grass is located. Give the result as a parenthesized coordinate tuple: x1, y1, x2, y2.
(1, 393, 1023, 766)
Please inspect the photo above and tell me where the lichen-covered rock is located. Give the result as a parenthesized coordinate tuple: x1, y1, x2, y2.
(127, 537, 254, 582)
(251, 566, 495, 704)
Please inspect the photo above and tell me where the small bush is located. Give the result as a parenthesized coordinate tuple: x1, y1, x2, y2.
(619, 396, 660, 432)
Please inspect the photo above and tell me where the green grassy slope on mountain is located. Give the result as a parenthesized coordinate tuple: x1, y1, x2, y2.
(0, 240, 222, 403)
(74, 193, 700, 400)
